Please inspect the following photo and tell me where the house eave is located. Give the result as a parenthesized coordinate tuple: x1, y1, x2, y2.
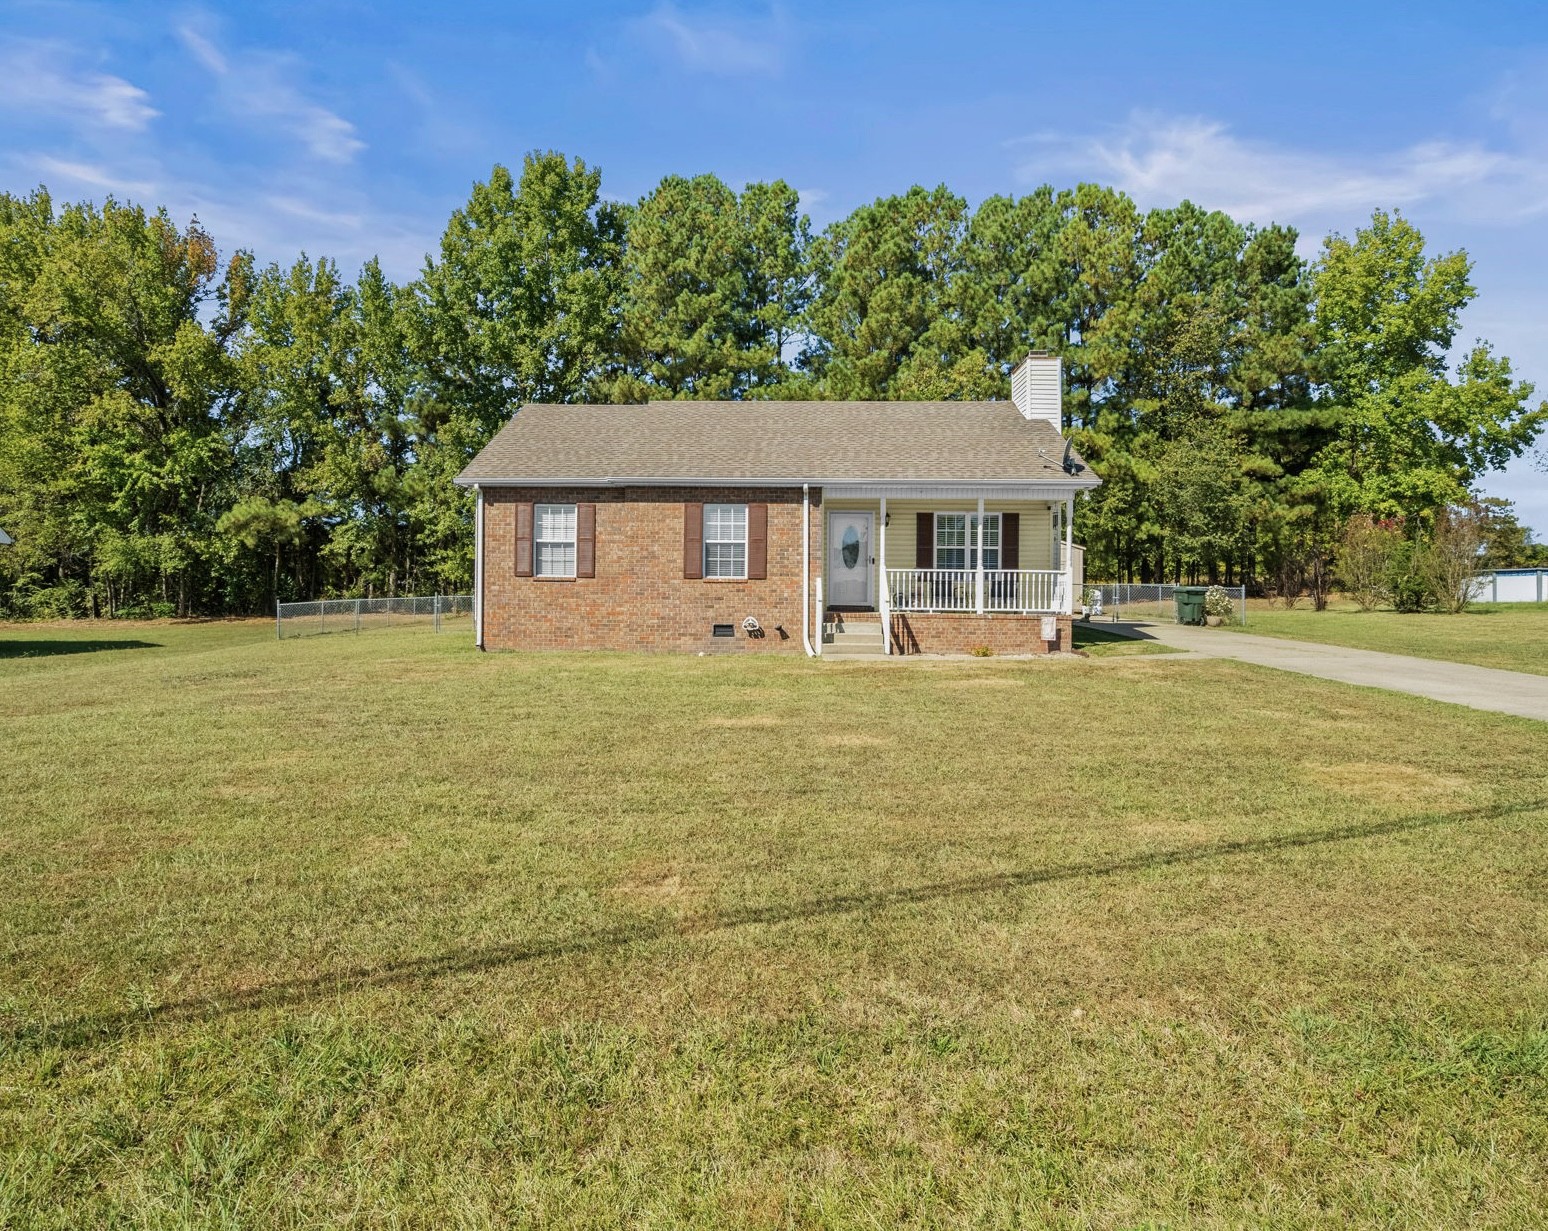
(454, 474, 1101, 492)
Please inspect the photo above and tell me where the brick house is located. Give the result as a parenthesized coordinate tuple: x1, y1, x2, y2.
(457, 353, 1099, 657)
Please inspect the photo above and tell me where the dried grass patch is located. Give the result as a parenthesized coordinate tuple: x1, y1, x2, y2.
(609, 863, 707, 916)
(1312, 760, 1471, 803)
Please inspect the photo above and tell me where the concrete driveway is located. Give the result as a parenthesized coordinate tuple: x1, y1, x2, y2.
(1106, 619, 1548, 723)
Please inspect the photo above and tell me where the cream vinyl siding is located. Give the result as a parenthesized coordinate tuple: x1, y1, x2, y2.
(825, 500, 1059, 571)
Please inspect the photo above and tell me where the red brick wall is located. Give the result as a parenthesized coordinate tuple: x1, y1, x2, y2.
(889, 612, 1072, 656)
(480, 486, 821, 653)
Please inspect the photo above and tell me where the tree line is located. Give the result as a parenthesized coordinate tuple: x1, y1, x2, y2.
(1, 151, 1544, 617)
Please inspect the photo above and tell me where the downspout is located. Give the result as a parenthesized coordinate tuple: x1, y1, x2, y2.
(804, 483, 817, 659)
(879, 494, 890, 654)
(473, 485, 485, 650)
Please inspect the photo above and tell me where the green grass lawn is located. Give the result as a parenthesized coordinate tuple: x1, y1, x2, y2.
(2, 621, 1546, 1228)
(1230, 602, 1548, 676)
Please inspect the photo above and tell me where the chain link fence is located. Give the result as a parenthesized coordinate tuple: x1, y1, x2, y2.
(276, 595, 473, 639)
(1084, 583, 1248, 626)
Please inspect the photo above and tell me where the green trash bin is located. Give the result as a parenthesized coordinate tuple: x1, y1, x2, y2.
(1174, 586, 1207, 625)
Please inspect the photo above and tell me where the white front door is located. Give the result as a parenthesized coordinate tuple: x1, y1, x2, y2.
(827, 511, 874, 607)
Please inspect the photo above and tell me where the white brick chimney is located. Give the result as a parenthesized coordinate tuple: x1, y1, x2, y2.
(1010, 352, 1062, 433)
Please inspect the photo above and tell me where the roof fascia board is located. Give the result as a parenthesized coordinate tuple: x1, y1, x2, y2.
(455, 475, 1100, 491)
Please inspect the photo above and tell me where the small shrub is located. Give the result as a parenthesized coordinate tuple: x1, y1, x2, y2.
(118, 599, 177, 620)
(1386, 541, 1432, 612)
(1203, 586, 1235, 621)
(968, 645, 994, 657)
(1421, 505, 1487, 614)
(1338, 514, 1402, 610)
(8, 581, 88, 619)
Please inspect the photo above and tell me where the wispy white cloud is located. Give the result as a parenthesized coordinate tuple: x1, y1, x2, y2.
(1483, 54, 1548, 154)
(178, 26, 228, 76)
(583, 45, 613, 81)
(383, 61, 490, 159)
(29, 155, 157, 198)
(184, 187, 430, 279)
(0, 39, 157, 131)
(7, 146, 429, 281)
(1015, 111, 1548, 230)
(176, 22, 364, 163)
(633, 2, 788, 76)
(264, 194, 364, 231)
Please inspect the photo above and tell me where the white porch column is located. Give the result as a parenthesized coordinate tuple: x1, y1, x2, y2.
(1063, 497, 1075, 613)
(878, 495, 891, 654)
(975, 495, 986, 614)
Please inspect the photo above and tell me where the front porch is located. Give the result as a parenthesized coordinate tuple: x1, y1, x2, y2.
(817, 487, 1082, 657)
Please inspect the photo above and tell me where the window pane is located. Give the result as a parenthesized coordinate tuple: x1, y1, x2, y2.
(937, 514, 965, 550)
(938, 547, 966, 570)
(703, 504, 747, 578)
(536, 504, 575, 539)
(535, 543, 575, 577)
(533, 503, 577, 577)
(705, 504, 746, 541)
(968, 515, 1000, 570)
(705, 542, 745, 578)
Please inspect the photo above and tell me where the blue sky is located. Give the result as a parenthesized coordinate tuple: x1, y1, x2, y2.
(3, 0, 1546, 530)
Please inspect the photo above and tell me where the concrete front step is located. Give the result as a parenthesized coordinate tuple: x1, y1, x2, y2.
(826, 624, 883, 639)
(824, 624, 884, 642)
(822, 621, 887, 658)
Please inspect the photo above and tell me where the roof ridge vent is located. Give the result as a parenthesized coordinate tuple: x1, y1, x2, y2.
(1010, 353, 1062, 433)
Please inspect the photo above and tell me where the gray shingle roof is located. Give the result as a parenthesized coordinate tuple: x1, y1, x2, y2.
(456, 401, 1097, 487)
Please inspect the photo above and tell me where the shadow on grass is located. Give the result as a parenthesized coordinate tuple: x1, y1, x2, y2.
(1071, 621, 1183, 657)
(0, 639, 161, 660)
(1071, 623, 1136, 646)
(11, 796, 1543, 1051)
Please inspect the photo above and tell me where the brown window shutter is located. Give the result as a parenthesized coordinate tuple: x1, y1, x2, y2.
(746, 503, 768, 579)
(514, 502, 533, 577)
(916, 512, 933, 569)
(683, 502, 703, 579)
(1001, 512, 1019, 570)
(576, 503, 596, 578)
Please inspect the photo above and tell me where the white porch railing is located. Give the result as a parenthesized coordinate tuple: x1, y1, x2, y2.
(987, 569, 1067, 613)
(885, 568, 1069, 614)
(887, 568, 975, 612)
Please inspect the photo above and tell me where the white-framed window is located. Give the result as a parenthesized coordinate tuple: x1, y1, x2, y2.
(534, 503, 577, 577)
(935, 512, 1000, 570)
(704, 503, 748, 579)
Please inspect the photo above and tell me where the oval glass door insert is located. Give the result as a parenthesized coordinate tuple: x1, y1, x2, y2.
(841, 525, 861, 569)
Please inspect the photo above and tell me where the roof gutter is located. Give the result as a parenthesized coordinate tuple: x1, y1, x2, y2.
(453, 475, 1101, 490)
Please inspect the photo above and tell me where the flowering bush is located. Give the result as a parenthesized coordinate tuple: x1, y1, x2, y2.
(1203, 585, 1235, 620)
